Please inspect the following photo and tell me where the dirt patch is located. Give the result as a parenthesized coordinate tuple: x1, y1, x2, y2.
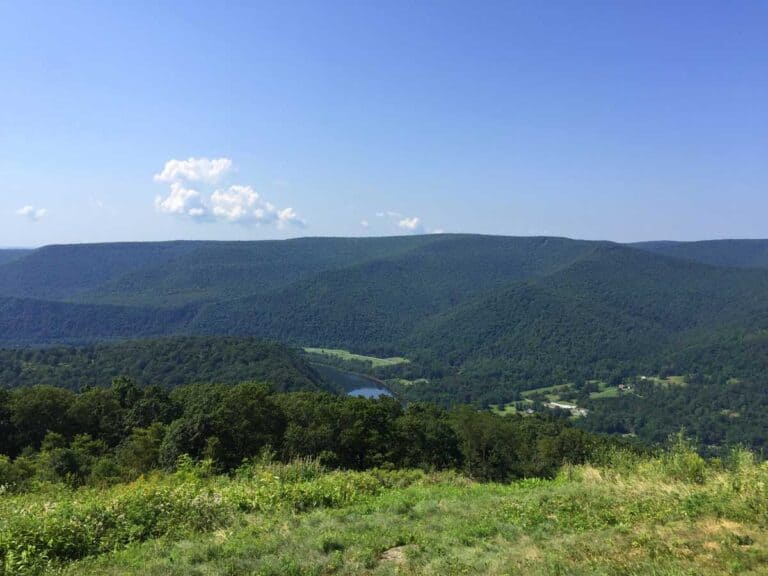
(698, 518, 743, 535)
(380, 545, 413, 563)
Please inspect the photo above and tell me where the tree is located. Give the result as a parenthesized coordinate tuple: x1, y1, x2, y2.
(10, 386, 76, 450)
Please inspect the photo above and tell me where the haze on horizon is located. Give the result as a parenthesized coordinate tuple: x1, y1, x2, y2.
(1, 1, 766, 247)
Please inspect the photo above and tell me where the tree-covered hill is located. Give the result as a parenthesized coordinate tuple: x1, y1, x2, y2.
(632, 239, 768, 269)
(4, 234, 768, 412)
(0, 242, 196, 300)
(0, 297, 195, 347)
(78, 236, 445, 307)
(0, 249, 31, 267)
(190, 235, 601, 350)
(0, 336, 327, 393)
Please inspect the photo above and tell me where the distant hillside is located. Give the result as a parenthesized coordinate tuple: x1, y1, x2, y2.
(632, 239, 768, 269)
(190, 236, 601, 349)
(403, 244, 768, 401)
(3, 235, 768, 411)
(0, 242, 195, 300)
(0, 249, 31, 266)
(0, 297, 195, 346)
(0, 336, 328, 392)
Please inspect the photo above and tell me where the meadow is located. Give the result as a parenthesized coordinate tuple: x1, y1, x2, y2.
(3, 439, 768, 575)
(304, 348, 410, 368)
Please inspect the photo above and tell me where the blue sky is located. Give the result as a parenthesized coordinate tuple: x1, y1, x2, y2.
(1, 1, 766, 246)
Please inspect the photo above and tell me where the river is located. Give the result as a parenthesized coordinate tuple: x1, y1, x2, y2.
(313, 364, 394, 399)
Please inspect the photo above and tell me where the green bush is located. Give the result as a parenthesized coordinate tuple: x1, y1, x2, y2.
(661, 431, 707, 484)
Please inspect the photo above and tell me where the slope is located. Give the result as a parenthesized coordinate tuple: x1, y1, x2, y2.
(0, 249, 31, 266)
(0, 336, 327, 392)
(0, 242, 196, 300)
(0, 297, 195, 346)
(632, 239, 768, 269)
(406, 244, 768, 397)
(189, 235, 602, 350)
(78, 235, 444, 306)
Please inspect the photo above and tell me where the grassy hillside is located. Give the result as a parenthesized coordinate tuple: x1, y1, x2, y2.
(0, 336, 327, 392)
(3, 445, 768, 575)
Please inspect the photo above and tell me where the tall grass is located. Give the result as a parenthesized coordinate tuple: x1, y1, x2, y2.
(0, 459, 430, 575)
(3, 444, 768, 575)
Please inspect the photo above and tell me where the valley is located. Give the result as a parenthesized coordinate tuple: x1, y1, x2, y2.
(4, 235, 768, 452)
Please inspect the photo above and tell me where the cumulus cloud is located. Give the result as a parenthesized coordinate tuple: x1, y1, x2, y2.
(155, 183, 206, 218)
(210, 185, 262, 221)
(16, 205, 47, 221)
(154, 157, 232, 183)
(398, 216, 422, 231)
(277, 207, 305, 229)
(371, 210, 443, 234)
(361, 219, 369, 228)
(153, 157, 304, 228)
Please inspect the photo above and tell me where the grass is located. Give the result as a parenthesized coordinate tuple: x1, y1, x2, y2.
(520, 383, 571, 400)
(303, 348, 410, 368)
(643, 375, 688, 388)
(4, 446, 768, 575)
(388, 378, 429, 387)
(588, 383, 621, 399)
(490, 403, 519, 415)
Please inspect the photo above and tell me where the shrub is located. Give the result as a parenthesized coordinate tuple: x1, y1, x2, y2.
(661, 431, 707, 484)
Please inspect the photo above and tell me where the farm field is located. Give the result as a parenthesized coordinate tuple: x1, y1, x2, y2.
(4, 444, 768, 575)
(304, 348, 410, 368)
(496, 381, 623, 411)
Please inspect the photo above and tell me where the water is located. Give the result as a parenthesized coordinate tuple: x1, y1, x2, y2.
(314, 364, 394, 398)
(348, 386, 394, 399)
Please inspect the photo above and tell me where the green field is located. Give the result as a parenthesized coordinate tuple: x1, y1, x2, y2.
(304, 348, 410, 368)
(388, 377, 430, 387)
(588, 386, 620, 399)
(5, 445, 768, 575)
(490, 403, 521, 416)
(644, 375, 688, 388)
(520, 383, 572, 400)
(492, 380, 630, 416)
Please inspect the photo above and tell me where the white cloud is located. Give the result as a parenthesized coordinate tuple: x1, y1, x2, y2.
(16, 205, 47, 221)
(377, 210, 402, 218)
(398, 216, 422, 231)
(277, 207, 305, 228)
(153, 158, 305, 228)
(154, 182, 206, 218)
(154, 157, 232, 183)
(361, 219, 369, 228)
(372, 209, 440, 234)
(210, 185, 261, 222)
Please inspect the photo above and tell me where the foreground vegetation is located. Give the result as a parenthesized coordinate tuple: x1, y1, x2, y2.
(3, 440, 768, 575)
(0, 379, 612, 490)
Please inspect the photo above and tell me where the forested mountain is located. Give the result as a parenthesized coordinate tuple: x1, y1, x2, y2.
(632, 239, 768, 269)
(0, 297, 195, 346)
(0, 249, 31, 266)
(190, 235, 600, 349)
(0, 336, 327, 392)
(0, 242, 196, 300)
(4, 234, 768, 420)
